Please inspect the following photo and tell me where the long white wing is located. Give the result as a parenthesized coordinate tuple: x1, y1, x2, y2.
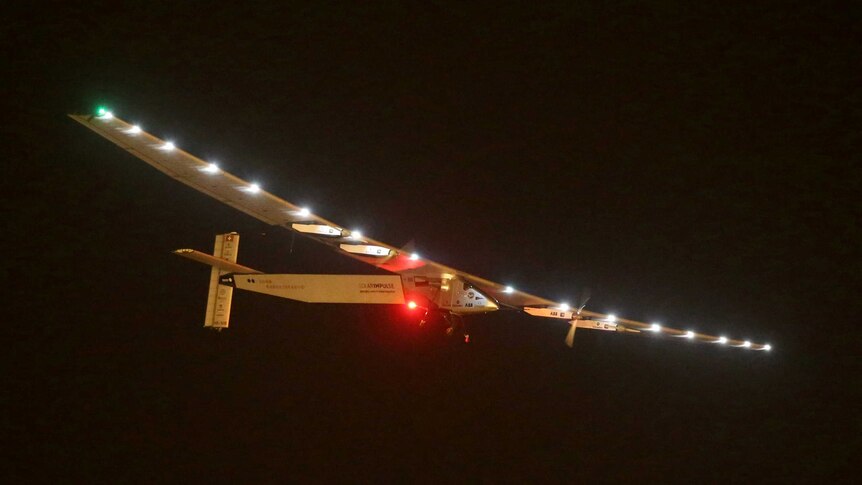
(69, 111, 770, 351)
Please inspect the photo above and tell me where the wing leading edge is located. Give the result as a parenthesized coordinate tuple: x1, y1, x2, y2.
(69, 111, 770, 351)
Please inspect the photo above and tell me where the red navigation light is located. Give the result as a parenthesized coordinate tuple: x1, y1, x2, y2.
(407, 301, 418, 310)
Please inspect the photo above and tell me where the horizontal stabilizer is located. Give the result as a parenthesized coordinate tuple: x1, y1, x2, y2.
(174, 248, 261, 274)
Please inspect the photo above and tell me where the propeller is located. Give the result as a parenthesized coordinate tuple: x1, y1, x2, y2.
(565, 288, 591, 348)
(564, 320, 577, 348)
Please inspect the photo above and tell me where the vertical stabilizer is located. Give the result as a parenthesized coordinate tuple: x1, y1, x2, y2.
(204, 233, 240, 329)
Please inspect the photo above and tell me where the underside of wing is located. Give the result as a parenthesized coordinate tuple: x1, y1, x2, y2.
(68, 113, 553, 306)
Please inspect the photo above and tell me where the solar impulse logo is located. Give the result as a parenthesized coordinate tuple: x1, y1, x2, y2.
(360, 282, 395, 289)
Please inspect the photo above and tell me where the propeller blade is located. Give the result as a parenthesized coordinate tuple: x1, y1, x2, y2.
(565, 321, 577, 348)
(577, 287, 591, 312)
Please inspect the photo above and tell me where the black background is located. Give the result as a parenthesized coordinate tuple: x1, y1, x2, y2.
(4, 2, 859, 482)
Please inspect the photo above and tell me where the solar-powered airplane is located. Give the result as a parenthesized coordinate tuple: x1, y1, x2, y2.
(70, 108, 771, 351)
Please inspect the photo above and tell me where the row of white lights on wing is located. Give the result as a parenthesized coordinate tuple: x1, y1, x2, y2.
(99, 109, 265, 193)
(101, 108, 425, 262)
(553, 301, 770, 350)
(642, 320, 769, 349)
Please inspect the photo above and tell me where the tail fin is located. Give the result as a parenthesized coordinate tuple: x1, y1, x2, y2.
(203, 232, 240, 330)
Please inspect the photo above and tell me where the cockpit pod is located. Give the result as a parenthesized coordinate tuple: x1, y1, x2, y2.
(443, 279, 499, 314)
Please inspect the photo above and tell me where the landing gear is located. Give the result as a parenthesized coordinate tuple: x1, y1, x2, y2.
(443, 313, 469, 343)
(417, 309, 470, 343)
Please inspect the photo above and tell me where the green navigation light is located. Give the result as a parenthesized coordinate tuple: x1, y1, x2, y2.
(95, 106, 113, 119)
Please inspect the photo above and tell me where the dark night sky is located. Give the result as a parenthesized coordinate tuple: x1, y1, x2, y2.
(3, 2, 860, 482)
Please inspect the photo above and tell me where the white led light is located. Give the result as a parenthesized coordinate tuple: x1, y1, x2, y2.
(718, 336, 728, 344)
(161, 141, 175, 151)
(503, 286, 514, 294)
(202, 163, 219, 173)
(99, 111, 114, 120)
(606, 314, 617, 322)
(650, 323, 661, 332)
(297, 207, 311, 217)
(764, 344, 772, 351)
(126, 125, 141, 134)
(559, 303, 570, 311)
(248, 183, 261, 193)
(350, 230, 362, 240)
(685, 330, 695, 339)
(743, 341, 751, 348)
(409, 253, 420, 261)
